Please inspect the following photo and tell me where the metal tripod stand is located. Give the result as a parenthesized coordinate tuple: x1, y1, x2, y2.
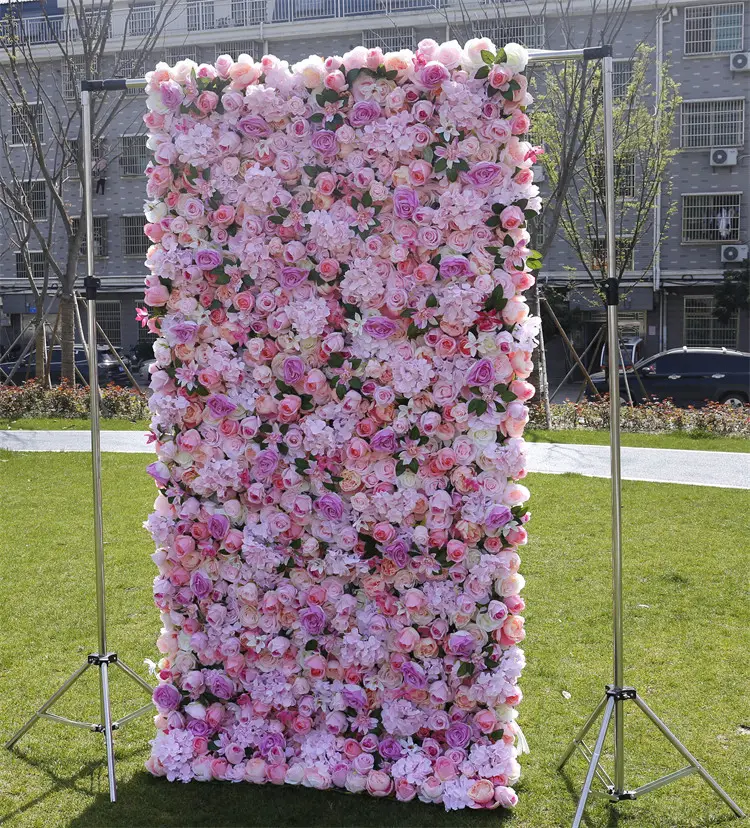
(557, 55, 745, 828)
(4, 85, 154, 803)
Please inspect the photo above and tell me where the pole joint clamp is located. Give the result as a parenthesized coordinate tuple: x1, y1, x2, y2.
(602, 278, 619, 306)
(583, 45, 614, 61)
(88, 652, 118, 665)
(83, 275, 101, 300)
(605, 684, 636, 700)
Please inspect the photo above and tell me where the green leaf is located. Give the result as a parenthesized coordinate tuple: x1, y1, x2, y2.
(336, 384, 346, 400)
(214, 271, 230, 285)
(349, 377, 362, 390)
(426, 294, 438, 308)
(458, 661, 475, 677)
(362, 190, 372, 207)
(481, 49, 495, 65)
(269, 215, 284, 225)
(475, 65, 490, 80)
(528, 259, 543, 270)
(485, 215, 501, 227)
(492, 202, 503, 215)
(346, 68, 360, 86)
(309, 112, 324, 123)
(407, 323, 421, 339)
(328, 353, 345, 368)
(433, 157, 447, 173)
(495, 48, 507, 64)
(446, 167, 458, 182)
(468, 398, 488, 416)
(303, 165, 319, 177)
(423, 145, 434, 163)
(301, 201, 313, 213)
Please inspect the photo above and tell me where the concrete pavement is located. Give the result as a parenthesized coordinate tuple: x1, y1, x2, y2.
(1, 429, 747, 489)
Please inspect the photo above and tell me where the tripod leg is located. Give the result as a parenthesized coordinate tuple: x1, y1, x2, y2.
(113, 658, 154, 695)
(572, 695, 615, 828)
(558, 694, 608, 770)
(633, 695, 745, 818)
(5, 661, 92, 750)
(99, 660, 118, 802)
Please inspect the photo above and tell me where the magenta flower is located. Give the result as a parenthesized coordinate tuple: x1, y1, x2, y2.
(206, 394, 237, 418)
(392, 186, 419, 220)
(315, 492, 344, 521)
(363, 317, 398, 339)
(153, 683, 182, 712)
(349, 100, 381, 127)
(466, 358, 495, 386)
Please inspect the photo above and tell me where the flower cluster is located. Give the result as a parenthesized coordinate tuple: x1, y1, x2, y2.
(142, 37, 540, 811)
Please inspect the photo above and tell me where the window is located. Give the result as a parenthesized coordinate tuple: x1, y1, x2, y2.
(128, 3, 156, 37)
(114, 49, 148, 94)
(15, 251, 45, 282)
(165, 46, 199, 64)
(62, 55, 98, 101)
(68, 12, 112, 43)
(528, 215, 545, 251)
(592, 154, 636, 199)
(66, 137, 106, 178)
(214, 40, 261, 61)
(21, 181, 47, 220)
(680, 99, 745, 149)
(187, 0, 215, 31)
(681, 193, 741, 242)
(11, 103, 44, 145)
(684, 297, 739, 347)
(684, 3, 744, 55)
(119, 135, 150, 177)
(121, 215, 149, 256)
(71, 217, 109, 257)
(475, 16, 546, 50)
(591, 237, 634, 272)
(230, 0, 265, 26)
(362, 27, 416, 52)
(612, 59, 634, 100)
(96, 300, 122, 347)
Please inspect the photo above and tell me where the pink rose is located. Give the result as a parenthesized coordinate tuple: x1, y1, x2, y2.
(419, 61, 450, 89)
(366, 770, 393, 797)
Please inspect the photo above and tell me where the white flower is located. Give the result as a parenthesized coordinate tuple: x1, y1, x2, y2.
(503, 42, 528, 73)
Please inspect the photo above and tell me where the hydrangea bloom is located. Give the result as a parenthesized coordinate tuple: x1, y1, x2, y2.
(142, 37, 541, 811)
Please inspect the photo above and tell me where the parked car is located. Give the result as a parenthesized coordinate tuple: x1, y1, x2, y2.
(0, 345, 130, 386)
(599, 335, 644, 371)
(588, 347, 750, 407)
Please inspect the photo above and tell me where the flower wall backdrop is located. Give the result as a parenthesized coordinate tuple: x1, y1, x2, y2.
(142, 37, 541, 811)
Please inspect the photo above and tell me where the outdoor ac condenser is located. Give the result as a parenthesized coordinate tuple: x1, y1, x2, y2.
(729, 52, 750, 71)
(710, 148, 738, 166)
(721, 244, 749, 264)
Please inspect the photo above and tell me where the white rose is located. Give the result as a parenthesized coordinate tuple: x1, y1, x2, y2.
(477, 332, 499, 356)
(469, 426, 496, 446)
(435, 39, 463, 70)
(503, 42, 528, 73)
(172, 59, 198, 83)
(292, 55, 326, 89)
(476, 611, 501, 632)
(184, 701, 206, 720)
(463, 37, 495, 69)
(144, 200, 167, 222)
(399, 469, 418, 488)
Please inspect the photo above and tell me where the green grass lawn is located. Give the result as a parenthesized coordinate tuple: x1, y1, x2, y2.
(0, 417, 150, 431)
(525, 428, 749, 453)
(0, 453, 747, 828)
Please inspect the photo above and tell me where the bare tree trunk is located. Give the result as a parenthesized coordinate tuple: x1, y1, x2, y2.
(33, 310, 47, 383)
(60, 293, 76, 383)
(535, 291, 552, 429)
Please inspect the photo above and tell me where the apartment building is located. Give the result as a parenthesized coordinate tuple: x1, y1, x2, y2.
(0, 0, 747, 367)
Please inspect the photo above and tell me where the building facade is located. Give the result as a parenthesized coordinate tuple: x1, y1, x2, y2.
(0, 0, 747, 374)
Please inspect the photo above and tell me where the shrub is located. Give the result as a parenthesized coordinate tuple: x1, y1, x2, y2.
(529, 397, 750, 437)
(0, 380, 149, 421)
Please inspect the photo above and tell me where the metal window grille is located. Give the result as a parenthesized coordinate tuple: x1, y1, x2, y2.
(684, 3, 744, 55)
(680, 99, 745, 148)
(474, 16, 546, 50)
(612, 59, 633, 100)
(591, 237, 634, 271)
(10, 103, 44, 145)
(21, 181, 47, 221)
(128, 3, 156, 37)
(119, 135, 150, 177)
(121, 215, 149, 257)
(15, 251, 46, 282)
(114, 49, 147, 94)
(229, 0, 265, 26)
(187, 0, 215, 31)
(683, 296, 739, 347)
(62, 55, 98, 101)
(165, 46, 199, 63)
(592, 154, 636, 199)
(68, 11, 112, 42)
(71, 217, 109, 257)
(362, 27, 416, 51)
(66, 137, 106, 179)
(136, 303, 158, 344)
(95, 300, 122, 348)
(681, 193, 742, 242)
(214, 40, 261, 60)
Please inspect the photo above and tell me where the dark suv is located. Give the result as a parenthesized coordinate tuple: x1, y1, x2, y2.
(0, 345, 129, 386)
(589, 347, 750, 407)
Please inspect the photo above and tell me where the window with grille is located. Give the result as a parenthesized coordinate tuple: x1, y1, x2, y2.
(612, 59, 634, 100)
(475, 16, 546, 50)
(165, 46, 199, 63)
(71, 217, 109, 257)
(591, 237, 634, 272)
(362, 27, 416, 52)
(15, 251, 45, 282)
(592, 154, 636, 199)
(66, 137, 106, 178)
(21, 181, 47, 220)
(121, 215, 149, 256)
(230, 0, 265, 26)
(187, 0, 215, 31)
(114, 49, 148, 94)
(11, 103, 44, 145)
(128, 3, 156, 37)
(96, 300, 122, 347)
(62, 55, 98, 101)
(684, 296, 738, 347)
(680, 99, 745, 148)
(684, 3, 744, 55)
(214, 40, 261, 60)
(681, 193, 741, 242)
(119, 135, 150, 177)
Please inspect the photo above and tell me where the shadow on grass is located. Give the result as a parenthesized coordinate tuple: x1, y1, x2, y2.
(68, 772, 518, 828)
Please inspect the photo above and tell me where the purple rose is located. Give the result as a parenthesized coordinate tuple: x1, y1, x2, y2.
(466, 358, 495, 386)
(254, 448, 280, 478)
(342, 684, 368, 710)
(439, 255, 472, 279)
(238, 115, 271, 137)
(299, 605, 326, 636)
(259, 732, 286, 758)
(190, 569, 212, 599)
(363, 316, 398, 340)
(160, 80, 184, 110)
(401, 660, 427, 689)
(283, 356, 305, 385)
(392, 185, 419, 219)
(146, 461, 170, 487)
(208, 513, 230, 540)
(152, 682, 181, 712)
(187, 718, 211, 737)
(419, 61, 450, 90)
(310, 128, 338, 156)
(447, 630, 475, 658)
(378, 736, 404, 760)
(465, 161, 504, 189)
(349, 100, 381, 127)
(370, 428, 397, 454)
(206, 671, 234, 700)
(170, 321, 198, 344)
(385, 538, 409, 568)
(279, 266, 309, 290)
(446, 722, 472, 749)
(315, 492, 344, 521)
(485, 504, 512, 531)
(206, 393, 238, 418)
(194, 248, 222, 270)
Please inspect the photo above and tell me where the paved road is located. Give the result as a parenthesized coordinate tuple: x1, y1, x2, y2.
(1, 430, 747, 489)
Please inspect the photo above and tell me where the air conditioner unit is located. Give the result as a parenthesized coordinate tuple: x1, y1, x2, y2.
(721, 244, 748, 263)
(729, 52, 750, 71)
(531, 164, 545, 182)
(710, 148, 738, 166)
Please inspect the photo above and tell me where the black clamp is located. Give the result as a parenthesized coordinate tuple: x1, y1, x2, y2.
(81, 79, 129, 92)
(602, 278, 619, 307)
(583, 45, 614, 61)
(84, 275, 101, 300)
(605, 684, 637, 701)
(88, 652, 118, 665)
